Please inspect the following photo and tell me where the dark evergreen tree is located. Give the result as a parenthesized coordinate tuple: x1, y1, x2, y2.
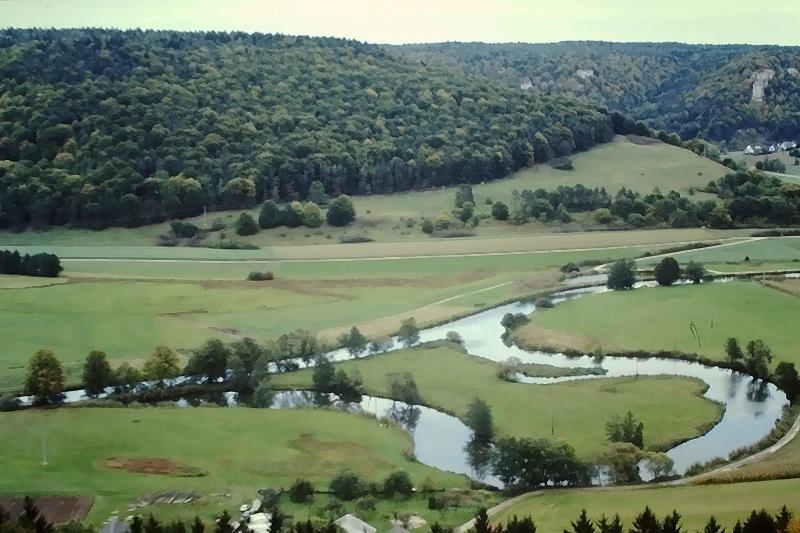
(703, 516, 723, 533)
(630, 507, 661, 533)
(565, 510, 595, 533)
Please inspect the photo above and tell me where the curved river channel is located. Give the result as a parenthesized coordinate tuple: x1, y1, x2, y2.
(35, 278, 789, 486)
(317, 279, 788, 483)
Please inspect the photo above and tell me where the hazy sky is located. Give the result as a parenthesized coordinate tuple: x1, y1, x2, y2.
(0, 0, 798, 45)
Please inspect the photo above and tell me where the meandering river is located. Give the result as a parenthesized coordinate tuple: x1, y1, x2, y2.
(23, 277, 790, 486)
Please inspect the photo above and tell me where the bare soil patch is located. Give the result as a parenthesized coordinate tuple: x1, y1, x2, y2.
(103, 457, 206, 477)
(513, 324, 599, 353)
(763, 279, 800, 299)
(0, 496, 94, 525)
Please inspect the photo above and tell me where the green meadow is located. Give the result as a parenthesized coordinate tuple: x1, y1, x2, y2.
(638, 237, 800, 271)
(493, 479, 800, 533)
(0, 407, 476, 526)
(272, 344, 723, 458)
(517, 281, 800, 365)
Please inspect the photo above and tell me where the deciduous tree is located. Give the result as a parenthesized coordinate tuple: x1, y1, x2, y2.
(83, 350, 112, 397)
(25, 349, 65, 405)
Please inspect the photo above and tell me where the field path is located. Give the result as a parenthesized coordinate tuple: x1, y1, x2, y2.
(591, 236, 764, 272)
(455, 412, 800, 533)
(61, 238, 748, 265)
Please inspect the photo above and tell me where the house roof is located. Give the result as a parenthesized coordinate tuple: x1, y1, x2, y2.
(334, 514, 376, 533)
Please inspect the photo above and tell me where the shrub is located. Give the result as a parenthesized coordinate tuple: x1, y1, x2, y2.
(549, 157, 574, 170)
(434, 212, 451, 230)
(560, 262, 580, 273)
(235, 212, 259, 236)
(0, 393, 22, 412)
(445, 331, 464, 346)
(501, 312, 529, 330)
(492, 202, 508, 220)
(339, 235, 375, 244)
(421, 219, 434, 234)
(247, 271, 274, 281)
(210, 218, 226, 231)
(205, 241, 260, 250)
(535, 296, 553, 309)
(302, 202, 323, 228)
(329, 471, 366, 501)
(594, 208, 613, 224)
(326, 195, 356, 226)
(170, 220, 199, 238)
(157, 233, 178, 247)
(288, 479, 315, 504)
(383, 471, 414, 498)
(355, 496, 377, 513)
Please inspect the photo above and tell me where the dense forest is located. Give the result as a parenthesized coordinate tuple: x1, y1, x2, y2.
(0, 29, 615, 230)
(396, 42, 800, 145)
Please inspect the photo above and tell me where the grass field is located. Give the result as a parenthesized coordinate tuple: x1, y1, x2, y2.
(0, 407, 481, 526)
(638, 237, 800, 271)
(4, 227, 744, 392)
(728, 150, 800, 178)
(492, 479, 800, 532)
(272, 344, 723, 458)
(0, 268, 559, 392)
(516, 281, 800, 365)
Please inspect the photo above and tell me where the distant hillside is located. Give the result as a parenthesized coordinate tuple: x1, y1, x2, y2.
(0, 29, 614, 230)
(395, 42, 800, 145)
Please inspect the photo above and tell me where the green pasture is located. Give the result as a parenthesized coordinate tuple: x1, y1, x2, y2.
(638, 237, 800, 269)
(0, 245, 272, 260)
(0, 407, 473, 526)
(493, 479, 800, 533)
(272, 344, 723, 458)
(519, 281, 800, 365)
(0, 272, 527, 392)
(340, 136, 726, 220)
(59, 247, 651, 280)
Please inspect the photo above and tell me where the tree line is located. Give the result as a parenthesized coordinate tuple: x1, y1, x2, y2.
(0, 249, 62, 277)
(8, 320, 412, 407)
(0, 28, 614, 231)
(480, 168, 800, 230)
(471, 504, 799, 533)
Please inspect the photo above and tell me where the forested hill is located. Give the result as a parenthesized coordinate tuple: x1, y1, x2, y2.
(0, 29, 614, 230)
(395, 41, 800, 145)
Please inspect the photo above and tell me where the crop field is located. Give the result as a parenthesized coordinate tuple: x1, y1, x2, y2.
(0, 407, 477, 526)
(492, 479, 800, 532)
(516, 281, 800, 365)
(638, 236, 800, 271)
(272, 344, 723, 458)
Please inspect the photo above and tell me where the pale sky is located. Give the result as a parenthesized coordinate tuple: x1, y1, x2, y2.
(0, 0, 798, 45)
